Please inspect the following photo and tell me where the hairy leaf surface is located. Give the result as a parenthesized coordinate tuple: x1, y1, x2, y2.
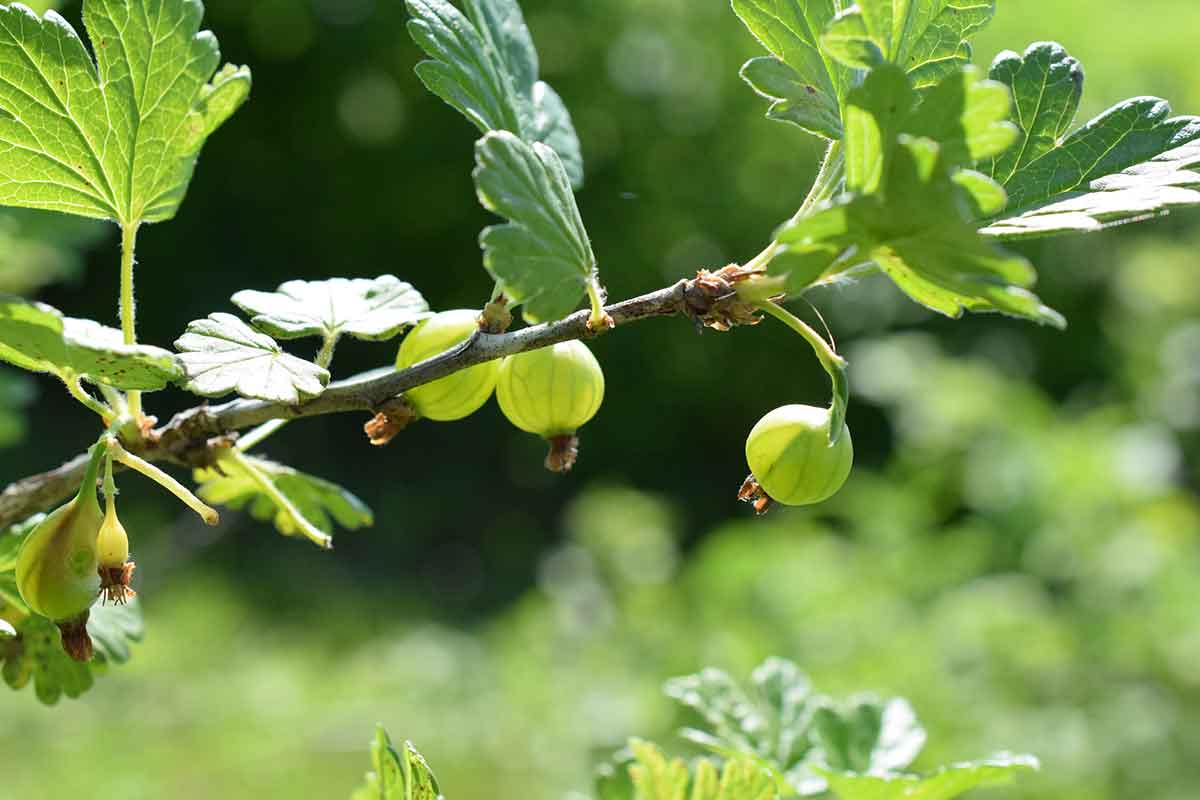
(406, 0, 583, 187)
(0, 296, 181, 389)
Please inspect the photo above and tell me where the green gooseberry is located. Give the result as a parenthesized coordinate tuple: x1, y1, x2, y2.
(496, 341, 605, 472)
(16, 444, 105, 623)
(744, 404, 853, 510)
(395, 310, 500, 422)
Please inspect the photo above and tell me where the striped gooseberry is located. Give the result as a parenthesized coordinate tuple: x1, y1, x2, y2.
(496, 341, 605, 472)
(395, 310, 500, 421)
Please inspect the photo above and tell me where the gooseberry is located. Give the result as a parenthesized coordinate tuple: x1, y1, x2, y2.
(496, 341, 605, 472)
(15, 444, 107, 660)
(741, 404, 852, 513)
(97, 491, 135, 606)
(396, 310, 500, 421)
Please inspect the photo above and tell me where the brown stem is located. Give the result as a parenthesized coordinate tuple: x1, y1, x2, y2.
(0, 275, 757, 530)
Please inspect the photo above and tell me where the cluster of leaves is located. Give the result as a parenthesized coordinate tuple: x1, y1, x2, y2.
(734, 0, 1200, 324)
(595, 659, 1036, 800)
(353, 660, 1035, 800)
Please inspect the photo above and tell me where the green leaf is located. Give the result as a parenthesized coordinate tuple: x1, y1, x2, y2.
(174, 313, 330, 403)
(1, 613, 93, 705)
(822, 0, 994, 89)
(624, 740, 781, 800)
(352, 726, 443, 800)
(732, 0, 852, 140)
(781, 139, 1064, 327)
(88, 598, 144, 665)
(809, 698, 925, 776)
(232, 275, 432, 344)
(979, 42, 1200, 239)
(473, 130, 599, 323)
(0, 296, 182, 389)
(843, 65, 1016, 194)
(775, 67, 1062, 327)
(822, 754, 1039, 800)
(0, 0, 251, 226)
(406, 0, 583, 187)
(665, 658, 823, 791)
(195, 455, 373, 543)
(665, 659, 934, 796)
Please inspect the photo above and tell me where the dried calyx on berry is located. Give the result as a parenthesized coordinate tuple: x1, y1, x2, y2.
(496, 341, 605, 473)
(395, 310, 500, 422)
(740, 404, 853, 514)
(97, 455, 135, 605)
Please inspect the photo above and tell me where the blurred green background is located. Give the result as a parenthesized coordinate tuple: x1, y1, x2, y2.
(2, 0, 1200, 798)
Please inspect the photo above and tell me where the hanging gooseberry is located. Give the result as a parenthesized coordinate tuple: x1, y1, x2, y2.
(740, 404, 853, 514)
(496, 341, 605, 472)
(396, 310, 500, 421)
(15, 443, 107, 660)
(96, 482, 135, 606)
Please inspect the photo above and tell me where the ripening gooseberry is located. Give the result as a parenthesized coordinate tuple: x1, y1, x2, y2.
(16, 446, 104, 627)
(743, 404, 852, 512)
(97, 492, 136, 606)
(395, 310, 500, 421)
(496, 341, 605, 472)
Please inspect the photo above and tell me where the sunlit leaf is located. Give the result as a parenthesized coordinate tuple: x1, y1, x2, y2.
(195, 455, 373, 544)
(232, 275, 432, 343)
(980, 42, 1200, 239)
(0, 0, 251, 225)
(0, 296, 182, 389)
(822, 0, 994, 89)
(473, 130, 599, 323)
(732, 0, 852, 140)
(174, 313, 330, 403)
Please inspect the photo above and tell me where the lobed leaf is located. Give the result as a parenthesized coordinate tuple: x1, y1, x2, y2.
(88, 598, 144, 665)
(732, 0, 853, 140)
(2, 612, 92, 705)
(822, 0, 994, 89)
(980, 42, 1200, 239)
(232, 275, 432, 344)
(822, 753, 1039, 800)
(406, 0, 583, 187)
(0, 0, 251, 226)
(0, 296, 182, 389)
(473, 130, 598, 323)
(174, 313, 330, 404)
(195, 455, 373, 544)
